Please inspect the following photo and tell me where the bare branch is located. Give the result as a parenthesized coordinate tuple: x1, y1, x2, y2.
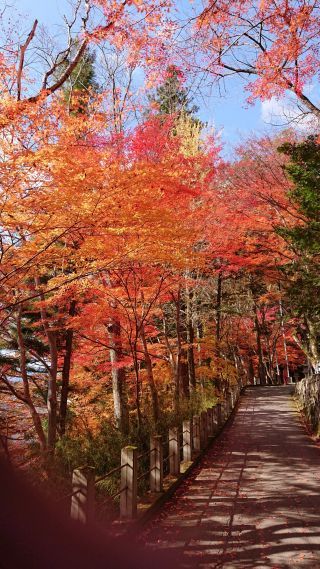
(17, 19, 38, 101)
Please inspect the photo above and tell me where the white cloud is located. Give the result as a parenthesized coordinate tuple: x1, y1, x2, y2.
(261, 94, 319, 133)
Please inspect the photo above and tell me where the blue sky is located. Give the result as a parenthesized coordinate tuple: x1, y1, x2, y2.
(15, 0, 279, 155)
(17, 0, 65, 26)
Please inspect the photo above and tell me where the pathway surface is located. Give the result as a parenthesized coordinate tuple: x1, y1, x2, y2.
(143, 387, 320, 568)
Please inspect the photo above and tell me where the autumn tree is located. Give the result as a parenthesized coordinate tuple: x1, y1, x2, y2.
(0, 0, 178, 458)
(200, 131, 311, 384)
(1, 0, 316, 474)
(190, 1, 320, 121)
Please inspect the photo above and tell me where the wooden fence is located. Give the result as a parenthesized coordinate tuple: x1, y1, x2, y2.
(69, 385, 241, 523)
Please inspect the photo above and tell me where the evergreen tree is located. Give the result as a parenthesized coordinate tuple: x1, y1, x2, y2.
(278, 136, 320, 254)
(151, 65, 199, 118)
(277, 136, 320, 368)
(59, 44, 100, 113)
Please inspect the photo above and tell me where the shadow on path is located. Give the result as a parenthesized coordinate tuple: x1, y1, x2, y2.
(142, 387, 320, 569)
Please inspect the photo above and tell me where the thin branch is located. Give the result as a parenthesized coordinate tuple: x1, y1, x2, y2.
(0, 374, 29, 404)
(17, 20, 38, 101)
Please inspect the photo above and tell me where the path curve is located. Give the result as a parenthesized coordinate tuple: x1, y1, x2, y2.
(143, 386, 320, 568)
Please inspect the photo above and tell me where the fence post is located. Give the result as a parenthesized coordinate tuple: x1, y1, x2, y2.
(150, 435, 163, 492)
(120, 445, 138, 520)
(193, 415, 201, 453)
(182, 419, 192, 462)
(200, 410, 208, 448)
(70, 467, 95, 524)
(169, 427, 180, 476)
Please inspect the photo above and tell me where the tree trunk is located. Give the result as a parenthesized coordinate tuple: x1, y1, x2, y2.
(180, 357, 189, 398)
(254, 306, 267, 385)
(34, 277, 58, 455)
(132, 349, 142, 430)
(47, 329, 58, 453)
(186, 286, 196, 393)
(247, 355, 255, 385)
(107, 317, 129, 435)
(305, 317, 320, 370)
(139, 324, 159, 424)
(279, 298, 291, 383)
(59, 300, 76, 436)
(163, 317, 179, 413)
(293, 317, 320, 371)
(216, 272, 222, 343)
(16, 305, 47, 452)
(175, 288, 183, 402)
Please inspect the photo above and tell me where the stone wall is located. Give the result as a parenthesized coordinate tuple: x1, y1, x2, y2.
(295, 375, 320, 435)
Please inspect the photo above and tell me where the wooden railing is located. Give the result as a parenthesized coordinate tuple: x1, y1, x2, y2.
(68, 385, 241, 523)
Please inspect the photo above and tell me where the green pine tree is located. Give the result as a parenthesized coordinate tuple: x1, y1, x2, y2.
(148, 65, 205, 144)
(58, 43, 100, 113)
(150, 65, 199, 118)
(278, 136, 320, 254)
(276, 135, 320, 367)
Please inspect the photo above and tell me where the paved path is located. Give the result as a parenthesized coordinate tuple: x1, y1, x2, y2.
(143, 387, 320, 568)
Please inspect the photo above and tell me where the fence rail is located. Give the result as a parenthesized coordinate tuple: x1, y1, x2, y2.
(67, 385, 241, 523)
(95, 463, 127, 484)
